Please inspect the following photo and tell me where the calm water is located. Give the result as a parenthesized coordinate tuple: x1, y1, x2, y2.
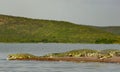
(0, 43, 120, 72)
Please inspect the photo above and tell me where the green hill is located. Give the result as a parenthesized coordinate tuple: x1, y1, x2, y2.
(0, 14, 120, 44)
(98, 26, 120, 35)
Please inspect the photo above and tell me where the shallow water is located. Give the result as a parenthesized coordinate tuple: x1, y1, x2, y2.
(0, 43, 120, 72)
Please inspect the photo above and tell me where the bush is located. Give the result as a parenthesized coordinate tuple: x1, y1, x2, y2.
(95, 38, 116, 44)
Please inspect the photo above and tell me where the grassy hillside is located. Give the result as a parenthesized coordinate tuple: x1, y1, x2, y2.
(0, 14, 120, 44)
(98, 26, 120, 35)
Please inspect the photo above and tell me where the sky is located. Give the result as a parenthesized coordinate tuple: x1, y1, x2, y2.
(0, 0, 120, 26)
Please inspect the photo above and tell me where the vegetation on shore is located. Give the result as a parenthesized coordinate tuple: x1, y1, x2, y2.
(0, 14, 120, 44)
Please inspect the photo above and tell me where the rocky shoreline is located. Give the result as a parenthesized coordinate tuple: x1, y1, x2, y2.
(7, 49, 120, 63)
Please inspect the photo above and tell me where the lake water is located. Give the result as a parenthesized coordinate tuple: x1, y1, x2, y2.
(0, 43, 120, 72)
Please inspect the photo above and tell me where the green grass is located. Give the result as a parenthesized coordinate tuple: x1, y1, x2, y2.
(97, 26, 120, 35)
(0, 14, 120, 43)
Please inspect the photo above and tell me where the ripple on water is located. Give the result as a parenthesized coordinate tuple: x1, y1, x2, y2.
(0, 60, 120, 72)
